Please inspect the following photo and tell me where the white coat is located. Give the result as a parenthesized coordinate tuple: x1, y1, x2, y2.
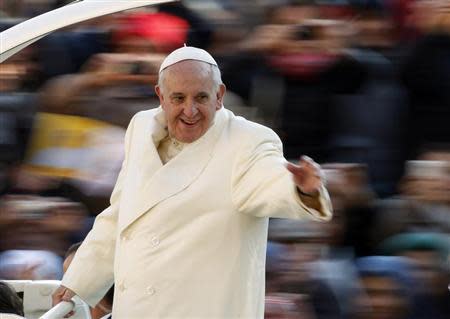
(62, 107, 332, 318)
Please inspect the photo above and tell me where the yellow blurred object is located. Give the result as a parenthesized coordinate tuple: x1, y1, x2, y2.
(23, 112, 115, 178)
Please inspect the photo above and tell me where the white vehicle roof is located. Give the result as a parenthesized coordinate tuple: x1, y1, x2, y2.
(0, 0, 177, 63)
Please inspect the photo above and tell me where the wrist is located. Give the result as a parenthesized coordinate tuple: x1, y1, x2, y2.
(297, 187, 319, 197)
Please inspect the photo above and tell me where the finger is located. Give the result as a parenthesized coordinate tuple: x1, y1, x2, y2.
(62, 289, 75, 301)
(52, 287, 64, 306)
(300, 155, 313, 163)
(286, 161, 298, 171)
(62, 291, 71, 301)
(300, 155, 320, 170)
(289, 162, 317, 179)
(52, 286, 74, 306)
(300, 157, 323, 175)
(286, 162, 304, 176)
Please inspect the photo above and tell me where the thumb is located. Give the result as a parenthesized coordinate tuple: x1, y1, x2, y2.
(286, 162, 301, 174)
(52, 286, 75, 306)
(61, 289, 75, 301)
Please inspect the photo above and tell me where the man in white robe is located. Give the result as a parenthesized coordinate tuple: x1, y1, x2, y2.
(53, 46, 332, 318)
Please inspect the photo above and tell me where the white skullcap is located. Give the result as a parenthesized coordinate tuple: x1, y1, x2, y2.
(159, 46, 218, 73)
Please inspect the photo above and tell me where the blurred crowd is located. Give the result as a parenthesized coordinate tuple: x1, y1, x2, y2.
(0, 0, 449, 318)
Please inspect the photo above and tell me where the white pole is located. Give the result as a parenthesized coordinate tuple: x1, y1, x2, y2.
(39, 301, 75, 319)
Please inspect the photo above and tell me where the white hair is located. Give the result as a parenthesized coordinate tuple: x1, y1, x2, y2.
(157, 61, 223, 94)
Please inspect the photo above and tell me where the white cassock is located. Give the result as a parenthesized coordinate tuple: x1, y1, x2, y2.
(62, 106, 332, 318)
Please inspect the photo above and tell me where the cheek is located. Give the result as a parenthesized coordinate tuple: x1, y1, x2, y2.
(166, 106, 181, 121)
(203, 105, 217, 119)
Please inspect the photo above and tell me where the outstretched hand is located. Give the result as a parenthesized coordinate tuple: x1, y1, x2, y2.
(286, 155, 323, 196)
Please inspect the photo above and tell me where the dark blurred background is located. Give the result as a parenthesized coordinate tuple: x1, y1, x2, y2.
(0, 1, 449, 318)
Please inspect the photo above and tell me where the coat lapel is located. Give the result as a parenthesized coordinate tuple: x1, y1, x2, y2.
(120, 107, 227, 233)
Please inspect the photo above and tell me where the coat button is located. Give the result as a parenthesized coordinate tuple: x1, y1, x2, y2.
(151, 236, 159, 247)
(118, 280, 127, 292)
(146, 286, 156, 296)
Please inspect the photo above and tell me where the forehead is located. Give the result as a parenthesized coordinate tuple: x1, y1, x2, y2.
(160, 60, 217, 96)
(164, 60, 213, 81)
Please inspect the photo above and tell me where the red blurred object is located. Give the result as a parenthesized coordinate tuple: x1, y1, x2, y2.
(114, 12, 189, 52)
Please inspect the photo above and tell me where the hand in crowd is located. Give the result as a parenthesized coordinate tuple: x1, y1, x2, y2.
(81, 53, 163, 76)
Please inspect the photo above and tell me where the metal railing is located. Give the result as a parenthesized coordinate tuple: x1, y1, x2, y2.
(39, 301, 75, 319)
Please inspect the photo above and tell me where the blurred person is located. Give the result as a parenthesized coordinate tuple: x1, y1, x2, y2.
(62, 242, 82, 274)
(220, 2, 366, 162)
(0, 250, 63, 280)
(351, 1, 397, 52)
(263, 238, 324, 318)
(387, 0, 419, 42)
(380, 232, 450, 319)
(0, 195, 87, 257)
(52, 46, 332, 318)
(267, 164, 375, 319)
(34, 11, 193, 212)
(265, 293, 316, 319)
(273, 241, 323, 294)
(0, 281, 24, 317)
(407, 0, 450, 36)
(329, 2, 410, 197)
(0, 46, 39, 92)
(37, 9, 198, 128)
(265, 240, 290, 294)
(400, 152, 450, 205)
(0, 44, 40, 196)
(38, 2, 213, 83)
(30, 10, 191, 210)
(63, 242, 113, 319)
(401, 0, 450, 159)
(302, 165, 374, 319)
(38, 52, 163, 128)
(373, 149, 450, 241)
(20, 8, 203, 217)
(16, 114, 127, 215)
(320, 163, 378, 256)
(352, 256, 412, 319)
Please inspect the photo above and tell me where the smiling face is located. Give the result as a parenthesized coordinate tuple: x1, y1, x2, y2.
(155, 60, 225, 143)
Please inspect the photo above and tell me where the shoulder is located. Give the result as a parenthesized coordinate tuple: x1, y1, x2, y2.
(132, 108, 160, 123)
(224, 108, 280, 144)
(121, 108, 161, 147)
(220, 108, 283, 157)
(125, 107, 161, 131)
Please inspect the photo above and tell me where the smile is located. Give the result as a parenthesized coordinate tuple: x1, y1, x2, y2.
(180, 119, 198, 126)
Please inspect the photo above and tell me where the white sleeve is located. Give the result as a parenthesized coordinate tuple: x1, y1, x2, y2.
(61, 115, 136, 307)
(231, 127, 332, 221)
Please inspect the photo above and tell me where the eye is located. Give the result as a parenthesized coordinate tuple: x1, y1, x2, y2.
(171, 96, 184, 104)
(196, 94, 209, 103)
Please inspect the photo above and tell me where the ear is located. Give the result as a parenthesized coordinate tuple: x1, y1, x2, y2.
(155, 85, 165, 109)
(216, 84, 226, 110)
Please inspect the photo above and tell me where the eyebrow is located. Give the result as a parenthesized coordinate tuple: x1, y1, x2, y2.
(169, 93, 185, 98)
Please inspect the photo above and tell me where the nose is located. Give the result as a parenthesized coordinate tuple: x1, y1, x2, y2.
(182, 99, 199, 118)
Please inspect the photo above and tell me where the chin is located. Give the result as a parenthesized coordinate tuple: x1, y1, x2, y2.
(177, 133, 200, 143)
(176, 128, 206, 143)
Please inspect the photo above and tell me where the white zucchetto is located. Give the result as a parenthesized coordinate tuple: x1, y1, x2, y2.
(159, 46, 218, 73)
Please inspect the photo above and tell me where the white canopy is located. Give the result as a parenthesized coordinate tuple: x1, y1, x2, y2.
(0, 0, 177, 63)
